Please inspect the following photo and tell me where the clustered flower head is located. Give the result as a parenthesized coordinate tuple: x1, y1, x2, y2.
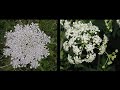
(61, 20, 109, 64)
(3, 22, 50, 69)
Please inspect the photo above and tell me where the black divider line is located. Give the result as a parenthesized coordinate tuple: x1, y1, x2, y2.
(57, 19, 60, 71)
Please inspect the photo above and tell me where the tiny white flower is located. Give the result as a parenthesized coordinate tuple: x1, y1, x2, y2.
(103, 34, 108, 44)
(74, 56, 82, 64)
(92, 35, 102, 45)
(85, 43, 95, 52)
(63, 41, 69, 51)
(72, 45, 80, 55)
(86, 53, 96, 62)
(68, 54, 75, 64)
(98, 44, 107, 55)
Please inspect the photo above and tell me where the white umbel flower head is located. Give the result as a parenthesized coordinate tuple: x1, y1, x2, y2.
(61, 20, 109, 64)
(3, 22, 50, 69)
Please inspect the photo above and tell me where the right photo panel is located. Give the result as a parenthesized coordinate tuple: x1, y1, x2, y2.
(60, 19, 120, 71)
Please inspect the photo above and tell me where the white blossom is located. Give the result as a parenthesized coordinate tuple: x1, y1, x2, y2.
(81, 33, 91, 44)
(68, 37, 76, 47)
(103, 34, 108, 44)
(74, 56, 82, 64)
(68, 54, 75, 64)
(61, 20, 109, 64)
(60, 20, 64, 26)
(98, 44, 107, 55)
(3, 22, 50, 69)
(72, 45, 80, 55)
(86, 53, 96, 62)
(98, 34, 108, 55)
(63, 41, 69, 51)
(85, 43, 95, 52)
(92, 35, 102, 45)
(64, 20, 71, 30)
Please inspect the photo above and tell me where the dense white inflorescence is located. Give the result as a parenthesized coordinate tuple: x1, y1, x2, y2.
(61, 20, 109, 64)
(3, 22, 50, 69)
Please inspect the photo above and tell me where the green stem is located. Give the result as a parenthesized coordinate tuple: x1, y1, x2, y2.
(105, 51, 109, 57)
(102, 51, 110, 69)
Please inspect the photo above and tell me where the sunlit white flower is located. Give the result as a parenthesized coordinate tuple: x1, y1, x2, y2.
(98, 44, 107, 55)
(63, 41, 69, 51)
(74, 56, 82, 64)
(85, 43, 95, 52)
(64, 20, 71, 30)
(72, 45, 80, 55)
(92, 35, 102, 45)
(86, 53, 96, 62)
(81, 33, 91, 44)
(68, 37, 76, 47)
(68, 54, 75, 64)
(116, 20, 120, 27)
(3, 22, 50, 69)
(103, 34, 108, 44)
(61, 20, 109, 64)
(60, 20, 64, 26)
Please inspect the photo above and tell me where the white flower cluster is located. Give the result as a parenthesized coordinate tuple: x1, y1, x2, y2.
(3, 22, 50, 69)
(61, 20, 108, 64)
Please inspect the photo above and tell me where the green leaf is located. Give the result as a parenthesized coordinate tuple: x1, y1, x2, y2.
(100, 55, 106, 66)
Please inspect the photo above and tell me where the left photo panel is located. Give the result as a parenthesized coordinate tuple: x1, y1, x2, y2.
(0, 20, 57, 71)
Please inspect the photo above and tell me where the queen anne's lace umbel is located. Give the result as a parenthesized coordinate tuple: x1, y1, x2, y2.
(61, 20, 108, 64)
(3, 22, 50, 69)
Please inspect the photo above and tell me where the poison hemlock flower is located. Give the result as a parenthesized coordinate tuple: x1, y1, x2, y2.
(61, 20, 109, 64)
(3, 22, 50, 69)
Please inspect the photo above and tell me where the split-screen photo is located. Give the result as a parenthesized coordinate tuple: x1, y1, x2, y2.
(0, 19, 120, 71)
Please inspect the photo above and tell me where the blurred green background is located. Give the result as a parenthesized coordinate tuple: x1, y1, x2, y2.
(0, 20, 57, 71)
